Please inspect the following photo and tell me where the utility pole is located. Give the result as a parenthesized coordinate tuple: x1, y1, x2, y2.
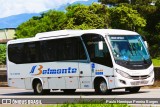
(4, 29, 8, 40)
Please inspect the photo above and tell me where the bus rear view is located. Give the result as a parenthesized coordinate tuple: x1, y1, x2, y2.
(7, 29, 154, 95)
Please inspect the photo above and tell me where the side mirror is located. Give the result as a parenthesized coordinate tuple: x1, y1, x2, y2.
(144, 41, 148, 48)
(98, 41, 103, 50)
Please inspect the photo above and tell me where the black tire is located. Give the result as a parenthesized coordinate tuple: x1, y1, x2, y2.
(125, 87, 140, 93)
(33, 81, 50, 95)
(95, 79, 112, 95)
(63, 89, 76, 94)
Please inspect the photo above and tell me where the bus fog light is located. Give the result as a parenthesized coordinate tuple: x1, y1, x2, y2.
(119, 79, 126, 85)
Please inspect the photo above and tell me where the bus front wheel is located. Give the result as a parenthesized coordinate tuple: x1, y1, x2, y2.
(95, 79, 112, 95)
(33, 81, 50, 95)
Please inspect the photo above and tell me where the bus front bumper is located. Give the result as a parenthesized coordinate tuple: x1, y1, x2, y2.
(113, 72, 154, 88)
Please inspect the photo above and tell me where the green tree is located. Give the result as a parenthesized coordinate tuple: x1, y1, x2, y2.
(155, 0, 160, 7)
(16, 10, 67, 38)
(156, 23, 160, 33)
(0, 44, 6, 64)
(132, 5, 157, 34)
(65, 3, 110, 29)
(131, 0, 152, 5)
(109, 5, 146, 31)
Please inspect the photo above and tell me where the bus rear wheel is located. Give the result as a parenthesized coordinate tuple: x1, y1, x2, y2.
(95, 79, 112, 95)
(125, 87, 140, 93)
(33, 81, 50, 95)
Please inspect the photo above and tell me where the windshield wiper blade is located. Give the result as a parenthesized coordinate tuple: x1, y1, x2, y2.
(128, 43, 134, 56)
(126, 37, 134, 57)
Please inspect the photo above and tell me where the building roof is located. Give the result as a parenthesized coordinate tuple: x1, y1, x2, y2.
(0, 28, 16, 43)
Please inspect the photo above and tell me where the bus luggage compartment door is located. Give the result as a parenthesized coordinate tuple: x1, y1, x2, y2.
(65, 77, 79, 89)
(25, 78, 32, 89)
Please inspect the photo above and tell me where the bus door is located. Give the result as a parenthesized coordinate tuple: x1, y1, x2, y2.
(78, 62, 92, 89)
(81, 33, 114, 89)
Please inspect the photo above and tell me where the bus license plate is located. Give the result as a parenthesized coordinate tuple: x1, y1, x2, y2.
(131, 81, 148, 85)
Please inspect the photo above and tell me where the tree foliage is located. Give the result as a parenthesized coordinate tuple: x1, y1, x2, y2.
(110, 5, 146, 30)
(131, 0, 152, 5)
(16, 10, 67, 38)
(0, 44, 6, 64)
(98, 0, 129, 5)
(156, 0, 160, 7)
(65, 3, 110, 29)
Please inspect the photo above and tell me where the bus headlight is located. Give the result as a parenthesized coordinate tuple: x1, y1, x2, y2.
(116, 69, 131, 79)
(148, 70, 154, 77)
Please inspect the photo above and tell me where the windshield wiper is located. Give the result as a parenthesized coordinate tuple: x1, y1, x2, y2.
(125, 37, 135, 57)
(128, 43, 134, 56)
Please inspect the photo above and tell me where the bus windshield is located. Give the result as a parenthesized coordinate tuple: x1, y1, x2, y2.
(109, 35, 150, 62)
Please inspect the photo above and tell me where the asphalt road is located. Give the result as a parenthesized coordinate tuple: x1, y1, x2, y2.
(0, 87, 159, 106)
(0, 87, 159, 98)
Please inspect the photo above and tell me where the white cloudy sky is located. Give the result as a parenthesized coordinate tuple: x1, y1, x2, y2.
(0, 0, 88, 18)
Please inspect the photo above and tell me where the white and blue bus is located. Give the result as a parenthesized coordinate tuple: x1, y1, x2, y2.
(7, 29, 154, 95)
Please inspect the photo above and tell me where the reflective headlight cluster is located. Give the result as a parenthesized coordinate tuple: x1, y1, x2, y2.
(148, 70, 154, 77)
(116, 69, 131, 79)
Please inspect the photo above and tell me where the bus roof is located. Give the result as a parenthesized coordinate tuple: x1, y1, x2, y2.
(35, 29, 138, 38)
(7, 29, 139, 44)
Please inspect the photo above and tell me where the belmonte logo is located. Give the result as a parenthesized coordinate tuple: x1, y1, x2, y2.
(30, 65, 77, 76)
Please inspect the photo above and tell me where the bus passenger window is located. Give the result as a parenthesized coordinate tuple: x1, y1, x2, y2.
(82, 34, 113, 67)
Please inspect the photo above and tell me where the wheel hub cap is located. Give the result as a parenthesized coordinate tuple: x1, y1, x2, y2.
(100, 82, 107, 93)
(37, 83, 42, 93)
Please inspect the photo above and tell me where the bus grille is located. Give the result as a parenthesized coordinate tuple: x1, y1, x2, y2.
(130, 75, 149, 80)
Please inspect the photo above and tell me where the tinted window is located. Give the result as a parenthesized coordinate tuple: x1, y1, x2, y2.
(25, 42, 40, 63)
(82, 34, 113, 67)
(8, 43, 25, 64)
(8, 42, 40, 64)
(40, 40, 58, 62)
(8, 37, 87, 64)
(41, 37, 86, 61)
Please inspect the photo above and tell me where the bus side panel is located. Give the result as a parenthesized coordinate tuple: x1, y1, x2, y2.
(48, 77, 65, 89)
(46, 62, 79, 89)
(25, 78, 32, 89)
(65, 77, 79, 89)
(107, 77, 116, 89)
(42, 77, 49, 89)
(7, 61, 79, 90)
(8, 78, 25, 89)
